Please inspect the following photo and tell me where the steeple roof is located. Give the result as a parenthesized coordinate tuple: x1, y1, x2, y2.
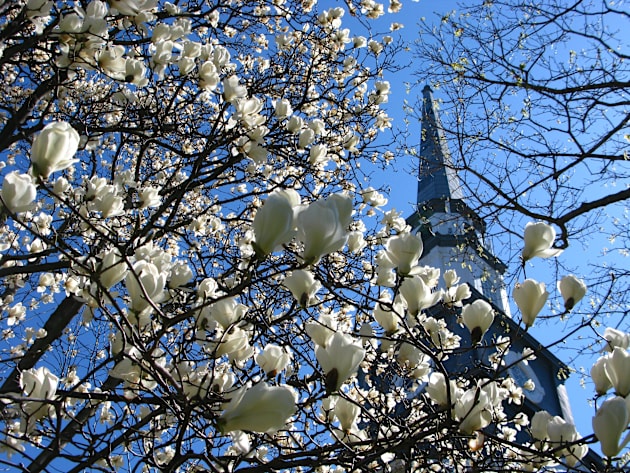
(417, 85, 464, 204)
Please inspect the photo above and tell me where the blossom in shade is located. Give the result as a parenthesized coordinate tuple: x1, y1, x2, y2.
(218, 382, 297, 433)
(315, 332, 365, 393)
(283, 269, 321, 307)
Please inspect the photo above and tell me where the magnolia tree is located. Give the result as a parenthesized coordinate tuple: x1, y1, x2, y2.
(0, 1, 627, 472)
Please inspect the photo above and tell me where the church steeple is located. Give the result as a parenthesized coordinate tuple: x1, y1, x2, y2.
(408, 86, 510, 315)
(416, 85, 464, 204)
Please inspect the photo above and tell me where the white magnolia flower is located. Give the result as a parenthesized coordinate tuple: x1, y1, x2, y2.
(603, 327, 630, 352)
(454, 388, 492, 434)
(383, 233, 423, 276)
(604, 347, 630, 397)
(360, 187, 388, 207)
(461, 299, 494, 345)
(125, 261, 167, 312)
(373, 296, 404, 334)
(591, 356, 613, 395)
(31, 121, 80, 179)
(283, 269, 321, 307)
(513, 279, 548, 328)
(426, 372, 461, 408)
(1, 171, 37, 214)
(297, 194, 352, 264)
(253, 189, 300, 255)
(592, 396, 630, 457)
(218, 382, 297, 433)
(334, 396, 360, 432)
(521, 222, 563, 261)
(99, 248, 128, 289)
(557, 275, 587, 311)
(20, 367, 59, 431)
(198, 296, 247, 330)
(256, 344, 292, 377)
(399, 275, 441, 317)
(274, 98, 293, 118)
(315, 332, 365, 393)
(305, 313, 338, 348)
(530, 410, 553, 440)
(223, 76, 247, 103)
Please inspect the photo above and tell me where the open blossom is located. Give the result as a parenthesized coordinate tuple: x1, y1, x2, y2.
(256, 344, 292, 377)
(399, 275, 441, 317)
(557, 275, 587, 311)
(218, 382, 297, 433)
(315, 332, 365, 393)
(521, 222, 563, 261)
(296, 194, 352, 264)
(461, 299, 494, 345)
(20, 367, 59, 431)
(31, 121, 80, 179)
(1, 171, 37, 214)
(283, 269, 321, 307)
(513, 279, 548, 328)
(222, 75, 247, 103)
(99, 249, 128, 289)
(125, 261, 167, 312)
(253, 189, 300, 255)
(383, 233, 423, 275)
(454, 388, 492, 434)
(592, 396, 630, 457)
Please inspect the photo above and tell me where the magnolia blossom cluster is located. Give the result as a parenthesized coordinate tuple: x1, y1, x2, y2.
(513, 223, 587, 328)
(1, 1, 623, 472)
(589, 329, 630, 458)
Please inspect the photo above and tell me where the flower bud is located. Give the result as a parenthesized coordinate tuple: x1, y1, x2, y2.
(253, 189, 300, 255)
(593, 396, 629, 457)
(283, 269, 321, 307)
(557, 275, 587, 311)
(461, 299, 494, 345)
(315, 332, 365, 393)
(513, 279, 548, 328)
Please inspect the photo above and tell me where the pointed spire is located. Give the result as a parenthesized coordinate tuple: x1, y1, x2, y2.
(417, 86, 464, 204)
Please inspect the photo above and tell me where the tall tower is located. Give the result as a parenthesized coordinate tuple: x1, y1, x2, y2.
(407, 86, 581, 425)
(407, 85, 511, 316)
